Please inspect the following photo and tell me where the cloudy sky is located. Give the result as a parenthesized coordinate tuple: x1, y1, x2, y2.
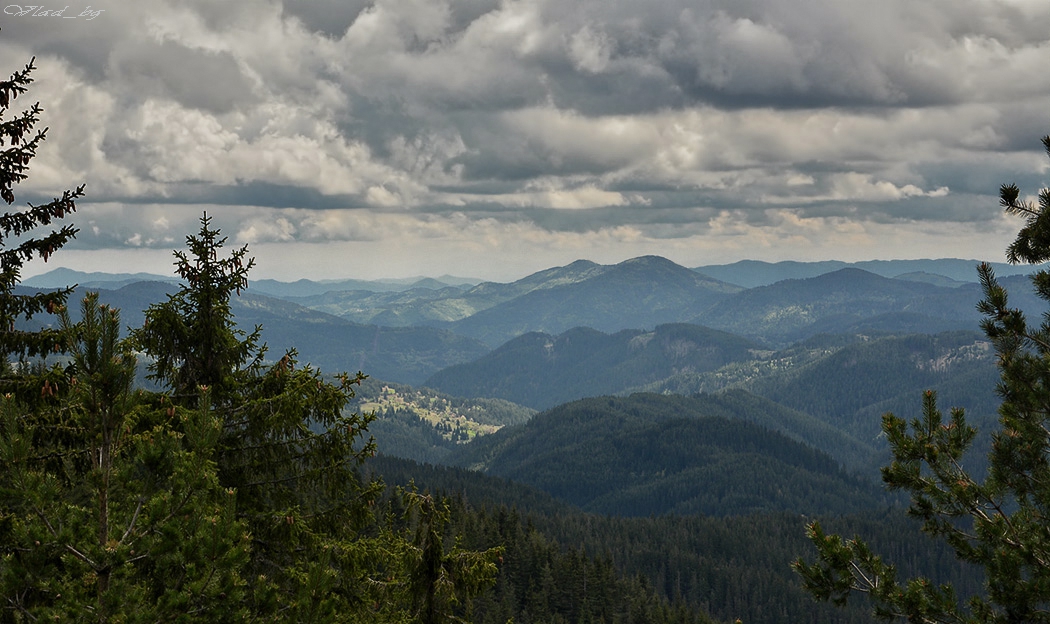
(2, 0, 1049, 281)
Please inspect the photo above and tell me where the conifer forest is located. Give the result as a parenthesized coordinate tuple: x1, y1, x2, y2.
(4, 31, 1050, 624)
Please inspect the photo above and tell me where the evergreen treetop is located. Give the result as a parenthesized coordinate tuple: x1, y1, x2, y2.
(795, 135, 1050, 623)
(0, 54, 83, 361)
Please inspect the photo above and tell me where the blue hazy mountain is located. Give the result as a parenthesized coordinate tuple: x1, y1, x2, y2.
(22, 281, 488, 386)
(424, 323, 760, 410)
(693, 258, 1033, 288)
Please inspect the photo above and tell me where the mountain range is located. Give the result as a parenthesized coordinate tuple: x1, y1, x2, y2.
(19, 255, 1026, 623)
(692, 258, 1034, 288)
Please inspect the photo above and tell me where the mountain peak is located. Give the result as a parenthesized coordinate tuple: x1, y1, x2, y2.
(616, 255, 681, 268)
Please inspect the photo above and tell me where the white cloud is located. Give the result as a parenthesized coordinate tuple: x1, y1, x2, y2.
(2, 0, 1048, 280)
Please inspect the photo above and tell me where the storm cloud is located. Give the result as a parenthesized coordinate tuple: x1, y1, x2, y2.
(2, 0, 1048, 279)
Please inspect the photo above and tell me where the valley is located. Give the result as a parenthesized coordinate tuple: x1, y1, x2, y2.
(22, 256, 1028, 623)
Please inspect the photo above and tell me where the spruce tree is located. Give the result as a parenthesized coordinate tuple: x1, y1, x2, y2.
(134, 215, 478, 619)
(0, 294, 249, 621)
(794, 136, 1050, 622)
(0, 54, 83, 362)
(379, 490, 503, 624)
(0, 50, 248, 621)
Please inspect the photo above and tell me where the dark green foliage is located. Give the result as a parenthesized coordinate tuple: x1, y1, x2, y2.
(369, 407, 461, 465)
(133, 213, 259, 406)
(691, 388, 877, 473)
(371, 455, 985, 624)
(449, 393, 888, 516)
(463, 505, 713, 624)
(0, 55, 83, 362)
(374, 490, 504, 624)
(795, 135, 1050, 622)
(372, 458, 717, 624)
(132, 215, 383, 617)
(426, 323, 760, 410)
(648, 330, 1002, 476)
(0, 294, 249, 620)
(130, 215, 499, 620)
(750, 332, 998, 441)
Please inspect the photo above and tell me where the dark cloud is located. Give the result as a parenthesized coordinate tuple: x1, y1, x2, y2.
(280, 0, 373, 38)
(3, 0, 1048, 278)
(109, 40, 256, 114)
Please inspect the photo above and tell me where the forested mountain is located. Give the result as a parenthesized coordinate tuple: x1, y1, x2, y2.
(693, 269, 1045, 347)
(446, 393, 888, 516)
(446, 256, 741, 346)
(284, 258, 611, 326)
(650, 331, 1001, 474)
(369, 455, 984, 624)
(425, 323, 759, 409)
(20, 258, 1026, 623)
(693, 268, 972, 345)
(423, 327, 1001, 471)
(743, 332, 998, 439)
(265, 256, 740, 344)
(347, 378, 535, 464)
(22, 282, 490, 386)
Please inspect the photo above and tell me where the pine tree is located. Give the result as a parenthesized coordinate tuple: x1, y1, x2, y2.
(0, 54, 83, 362)
(0, 50, 249, 622)
(385, 491, 503, 624)
(0, 293, 249, 621)
(132, 214, 385, 618)
(794, 135, 1050, 623)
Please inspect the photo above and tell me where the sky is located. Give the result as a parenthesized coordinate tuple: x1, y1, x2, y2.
(2, 0, 1049, 282)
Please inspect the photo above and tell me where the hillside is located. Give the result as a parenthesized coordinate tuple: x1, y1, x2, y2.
(425, 323, 760, 410)
(693, 268, 980, 345)
(348, 378, 535, 464)
(26, 282, 490, 386)
(448, 256, 741, 346)
(286, 258, 608, 326)
(369, 455, 982, 624)
(690, 269, 1045, 348)
(447, 393, 888, 516)
(281, 256, 740, 344)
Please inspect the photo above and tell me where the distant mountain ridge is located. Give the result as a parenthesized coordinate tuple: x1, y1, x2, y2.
(425, 322, 760, 410)
(446, 256, 742, 346)
(694, 268, 979, 345)
(284, 256, 742, 346)
(24, 268, 480, 297)
(32, 257, 1029, 296)
(25, 257, 1042, 390)
(23, 268, 178, 290)
(18, 281, 489, 386)
(694, 258, 1034, 288)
